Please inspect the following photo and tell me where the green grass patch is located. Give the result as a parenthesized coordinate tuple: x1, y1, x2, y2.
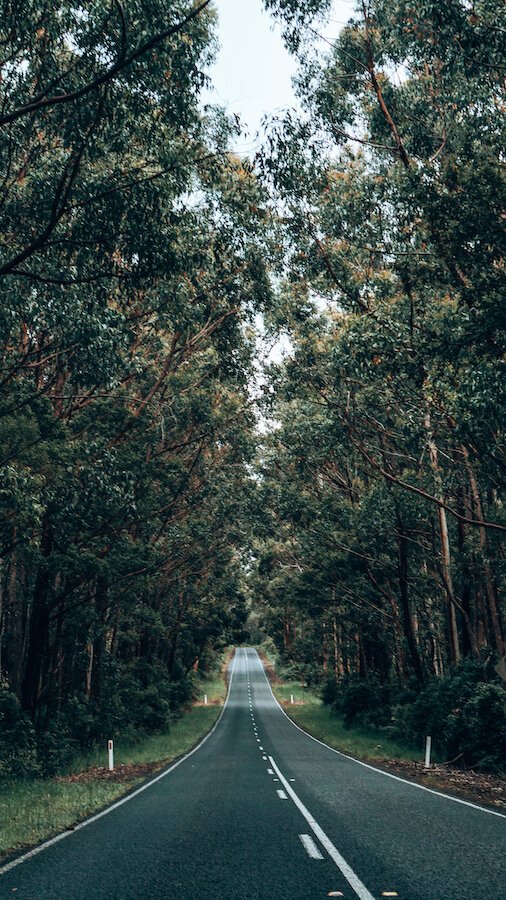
(1, 696, 223, 859)
(0, 779, 126, 859)
(287, 703, 423, 762)
(194, 675, 227, 704)
(272, 679, 321, 706)
(271, 680, 423, 763)
(69, 706, 221, 773)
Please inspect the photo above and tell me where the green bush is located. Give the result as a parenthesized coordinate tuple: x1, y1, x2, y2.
(35, 726, 78, 777)
(0, 681, 39, 778)
(389, 660, 506, 771)
(324, 660, 505, 771)
(333, 673, 390, 727)
(322, 675, 339, 706)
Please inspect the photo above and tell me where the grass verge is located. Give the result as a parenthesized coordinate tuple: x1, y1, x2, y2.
(259, 650, 421, 763)
(284, 702, 423, 762)
(0, 673, 226, 860)
(0, 779, 127, 860)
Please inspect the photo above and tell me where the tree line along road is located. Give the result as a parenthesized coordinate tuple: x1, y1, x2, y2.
(1, 647, 505, 899)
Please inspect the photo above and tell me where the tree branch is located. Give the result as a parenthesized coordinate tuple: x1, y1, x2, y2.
(0, 0, 212, 127)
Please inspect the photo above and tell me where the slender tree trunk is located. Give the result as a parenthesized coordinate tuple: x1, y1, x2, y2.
(397, 522, 425, 684)
(462, 447, 504, 657)
(424, 408, 461, 663)
(21, 517, 53, 717)
(333, 611, 344, 678)
(388, 587, 409, 685)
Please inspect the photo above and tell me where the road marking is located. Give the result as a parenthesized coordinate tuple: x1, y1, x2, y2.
(0, 651, 242, 878)
(262, 755, 267, 760)
(257, 738, 260, 742)
(276, 789, 288, 799)
(259, 746, 264, 750)
(267, 768, 274, 774)
(269, 755, 375, 900)
(300, 833, 324, 859)
(254, 650, 506, 821)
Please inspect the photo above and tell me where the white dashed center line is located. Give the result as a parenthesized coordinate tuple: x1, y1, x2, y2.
(299, 833, 324, 859)
(269, 755, 375, 900)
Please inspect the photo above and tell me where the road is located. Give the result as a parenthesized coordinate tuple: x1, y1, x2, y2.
(1, 647, 505, 899)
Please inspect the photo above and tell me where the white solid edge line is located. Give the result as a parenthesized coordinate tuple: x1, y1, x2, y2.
(299, 833, 324, 860)
(0, 650, 241, 877)
(269, 755, 374, 900)
(253, 650, 506, 820)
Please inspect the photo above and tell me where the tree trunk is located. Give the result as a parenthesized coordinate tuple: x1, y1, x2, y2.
(21, 517, 53, 717)
(462, 447, 504, 657)
(424, 408, 461, 663)
(397, 522, 425, 684)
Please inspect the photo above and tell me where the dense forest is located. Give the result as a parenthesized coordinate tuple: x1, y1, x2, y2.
(1, 0, 504, 777)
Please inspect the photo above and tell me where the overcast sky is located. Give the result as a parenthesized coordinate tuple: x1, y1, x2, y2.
(206, 0, 356, 153)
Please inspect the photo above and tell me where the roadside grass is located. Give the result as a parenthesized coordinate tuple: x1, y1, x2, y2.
(285, 702, 423, 763)
(0, 779, 127, 859)
(271, 679, 321, 706)
(0, 677, 225, 860)
(270, 676, 423, 764)
(69, 705, 221, 773)
(193, 674, 227, 705)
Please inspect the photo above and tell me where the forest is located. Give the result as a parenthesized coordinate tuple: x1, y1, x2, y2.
(0, 0, 504, 778)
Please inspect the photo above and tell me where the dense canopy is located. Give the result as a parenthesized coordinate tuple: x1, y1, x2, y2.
(0, 0, 504, 775)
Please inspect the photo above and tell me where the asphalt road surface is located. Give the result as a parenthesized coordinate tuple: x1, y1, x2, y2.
(1, 647, 505, 899)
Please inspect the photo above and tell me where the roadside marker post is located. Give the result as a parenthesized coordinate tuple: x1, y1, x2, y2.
(424, 735, 432, 768)
(290, 694, 294, 705)
(204, 694, 208, 705)
(108, 740, 114, 772)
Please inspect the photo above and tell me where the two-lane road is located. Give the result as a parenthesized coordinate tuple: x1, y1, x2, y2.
(1, 648, 504, 898)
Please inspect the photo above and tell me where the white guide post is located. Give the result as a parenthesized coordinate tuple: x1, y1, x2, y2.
(290, 694, 294, 705)
(108, 739, 114, 771)
(424, 735, 432, 768)
(204, 694, 208, 705)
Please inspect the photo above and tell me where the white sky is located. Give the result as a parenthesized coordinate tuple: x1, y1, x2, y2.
(207, 0, 357, 154)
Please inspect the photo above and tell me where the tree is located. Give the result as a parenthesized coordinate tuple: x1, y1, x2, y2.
(254, 0, 505, 692)
(0, 0, 272, 765)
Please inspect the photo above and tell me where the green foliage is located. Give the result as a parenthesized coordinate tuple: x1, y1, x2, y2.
(0, 683, 39, 779)
(0, 0, 271, 769)
(390, 662, 506, 771)
(252, 0, 505, 769)
(333, 674, 390, 729)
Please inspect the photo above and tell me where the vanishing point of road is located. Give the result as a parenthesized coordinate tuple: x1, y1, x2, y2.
(1, 647, 504, 898)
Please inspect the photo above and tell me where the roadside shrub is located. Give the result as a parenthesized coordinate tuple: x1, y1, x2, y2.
(389, 660, 506, 771)
(333, 674, 390, 727)
(460, 682, 506, 769)
(322, 675, 339, 706)
(35, 726, 78, 777)
(0, 681, 39, 779)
